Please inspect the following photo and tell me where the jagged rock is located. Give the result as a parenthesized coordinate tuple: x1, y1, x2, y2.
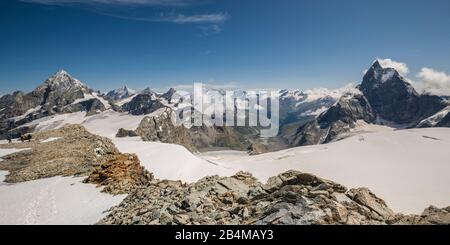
(121, 94, 165, 115)
(247, 142, 268, 155)
(437, 111, 450, 127)
(188, 124, 256, 151)
(347, 187, 395, 220)
(99, 170, 439, 225)
(64, 98, 106, 116)
(361, 61, 447, 125)
(161, 88, 177, 102)
(135, 108, 196, 151)
(105, 86, 135, 101)
(391, 206, 450, 225)
(84, 153, 153, 195)
(289, 92, 375, 146)
(0, 124, 118, 182)
(115, 128, 138, 138)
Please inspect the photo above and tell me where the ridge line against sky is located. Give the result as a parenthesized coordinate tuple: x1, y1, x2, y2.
(1, 0, 450, 94)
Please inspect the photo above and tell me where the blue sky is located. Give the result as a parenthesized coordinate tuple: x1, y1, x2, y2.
(1, 0, 450, 93)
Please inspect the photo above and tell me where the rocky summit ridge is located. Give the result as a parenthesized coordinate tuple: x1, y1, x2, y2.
(99, 169, 450, 225)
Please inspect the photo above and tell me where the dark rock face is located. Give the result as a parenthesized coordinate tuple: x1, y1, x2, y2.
(64, 98, 106, 116)
(437, 112, 450, 127)
(289, 61, 449, 146)
(116, 128, 138, 138)
(0, 91, 41, 120)
(187, 125, 256, 151)
(134, 107, 257, 152)
(288, 93, 374, 146)
(121, 94, 166, 115)
(35, 70, 90, 112)
(417, 95, 449, 124)
(135, 108, 196, 151)
(105, 86, 135, 101)
(161, 88, 177, 102)
(360, 61, 421, 124)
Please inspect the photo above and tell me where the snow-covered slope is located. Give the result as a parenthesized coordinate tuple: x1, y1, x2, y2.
(199, 127, 450, 214)
(20, 109, 149, 139)
(0, 147, 126, 225)
(112, 137, 236, 182)
(0, 175, 126, 225)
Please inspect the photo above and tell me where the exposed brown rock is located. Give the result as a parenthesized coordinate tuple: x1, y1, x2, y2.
(84, 153, 153, 195)
(115, 128, 138, 138)
(0, 124, 118, 182)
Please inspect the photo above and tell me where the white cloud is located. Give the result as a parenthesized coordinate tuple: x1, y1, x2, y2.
(22, 0, 229, 27)
(415, 67, 450, 96)
(376, 58, 410, 76)
(158, 13, 229, 24)
(21, 0, 190, 6)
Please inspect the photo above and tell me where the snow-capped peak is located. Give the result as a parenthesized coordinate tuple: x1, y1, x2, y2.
(106, 85, 136, 100)
(55, 69, 69, 76)
(44, 69, 86, 89)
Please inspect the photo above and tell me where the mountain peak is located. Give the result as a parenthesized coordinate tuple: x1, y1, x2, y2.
(371, 59, 383, 70)
(44, 69, 86, 89)
(55, 69, 69, 76)
(105, 85, 136, 100)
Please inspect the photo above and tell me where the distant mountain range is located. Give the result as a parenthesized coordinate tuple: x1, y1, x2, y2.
(1, 61, 449, 151)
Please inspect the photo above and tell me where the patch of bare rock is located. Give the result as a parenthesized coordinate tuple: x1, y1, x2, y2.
(0, 124, 118, 182)
(98, 170, 450, 225)
(84, 153, 153, 195)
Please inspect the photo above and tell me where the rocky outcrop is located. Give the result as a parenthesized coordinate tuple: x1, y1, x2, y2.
(0, 124, 118, 182)
(288, 92, 374, 146)
(135, 108, 196, 151)
(161, 88, 177, 102)
(121, 94, 166, 115)
(392, 206, 450, 225)
(99, 170, 448, 225)
(134, 108, 256, 152)
(247, 142, 268, 155)
(437, 112, 450, 127)
(64, 98, 106, 116)
(105, 86, 135, 101)
(116, 128, 138, 138)
(188, 125, 256, 151)
(84, 153, 154, 195)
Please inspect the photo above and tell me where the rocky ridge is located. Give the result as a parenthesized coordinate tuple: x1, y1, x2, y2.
(0, 124, 118, 182)
(84, 153, 154, 195)
(99, 170, 450, 225)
